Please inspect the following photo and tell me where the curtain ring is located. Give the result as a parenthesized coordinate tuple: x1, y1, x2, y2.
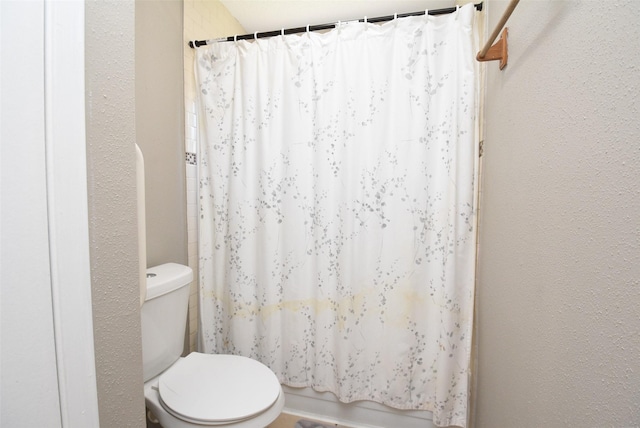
(364, 16, 367, 23)
(394, 13, 398, 20)
(254, 31, 258, 40)
(233, 34, 237, 42)
(306, 24, 310, 33)
(281, 28, 285, 36)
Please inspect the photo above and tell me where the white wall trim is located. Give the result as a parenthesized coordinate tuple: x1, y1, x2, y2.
(44, 0, 100, 425)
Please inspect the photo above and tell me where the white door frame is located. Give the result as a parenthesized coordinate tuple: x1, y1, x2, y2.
(1, 0, 100, 426)
(44, 1, 100, 425)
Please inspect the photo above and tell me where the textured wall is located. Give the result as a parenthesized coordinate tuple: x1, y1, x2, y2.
(476, 1, 640, 426)
(85, 1, 145, 426)
(136, 0, 188, 268)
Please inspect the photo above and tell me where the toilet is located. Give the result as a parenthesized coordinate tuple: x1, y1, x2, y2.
(141, 263, 284, 427)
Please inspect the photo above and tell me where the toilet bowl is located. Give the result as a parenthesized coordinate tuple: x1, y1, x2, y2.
(141, 263, 284, 427)
(144, 354, 284, 427)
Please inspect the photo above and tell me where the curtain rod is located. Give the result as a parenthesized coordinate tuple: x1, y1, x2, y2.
(189, 2, 483, 49)
(476, 0, 519, 69)
(477, 0, 518, 58)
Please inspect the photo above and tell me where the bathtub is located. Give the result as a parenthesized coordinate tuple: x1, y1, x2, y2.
(281, 385, 435, 428)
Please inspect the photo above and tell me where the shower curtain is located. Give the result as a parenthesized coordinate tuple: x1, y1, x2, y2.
(195, 4, 478, 426)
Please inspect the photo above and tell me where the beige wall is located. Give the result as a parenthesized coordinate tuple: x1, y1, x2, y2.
(85, 1, 189, 425)
(85, 1, 145, 426)
(183, 0, 245, 352)
(136, 0, 189, 268)
(476, 1, 640, 426)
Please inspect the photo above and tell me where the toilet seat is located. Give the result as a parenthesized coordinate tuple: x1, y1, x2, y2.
(158, 353, 281, 425)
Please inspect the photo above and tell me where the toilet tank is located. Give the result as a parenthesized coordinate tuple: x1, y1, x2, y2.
(141, 263, 193, 382)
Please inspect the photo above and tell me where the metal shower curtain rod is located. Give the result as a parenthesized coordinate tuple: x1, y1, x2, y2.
(188, 2, 483, 48)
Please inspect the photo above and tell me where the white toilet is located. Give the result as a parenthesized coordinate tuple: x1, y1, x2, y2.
(141, 263, 284, 427)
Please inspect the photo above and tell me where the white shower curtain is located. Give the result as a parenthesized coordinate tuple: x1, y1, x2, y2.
(196, 4, 478, 426)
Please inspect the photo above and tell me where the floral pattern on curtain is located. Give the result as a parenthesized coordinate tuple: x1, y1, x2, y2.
(195, 4, 478, 426)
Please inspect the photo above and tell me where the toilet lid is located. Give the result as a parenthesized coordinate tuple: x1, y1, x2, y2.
(158, 353, 281, 424)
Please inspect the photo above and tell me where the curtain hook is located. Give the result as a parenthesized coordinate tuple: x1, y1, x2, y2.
(394, 12, 398, 20)
(281, 28, 285, 36)
(364, 16, 367, 23)
(425, 9, 429, 17)
(233, 34, 237, 42)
